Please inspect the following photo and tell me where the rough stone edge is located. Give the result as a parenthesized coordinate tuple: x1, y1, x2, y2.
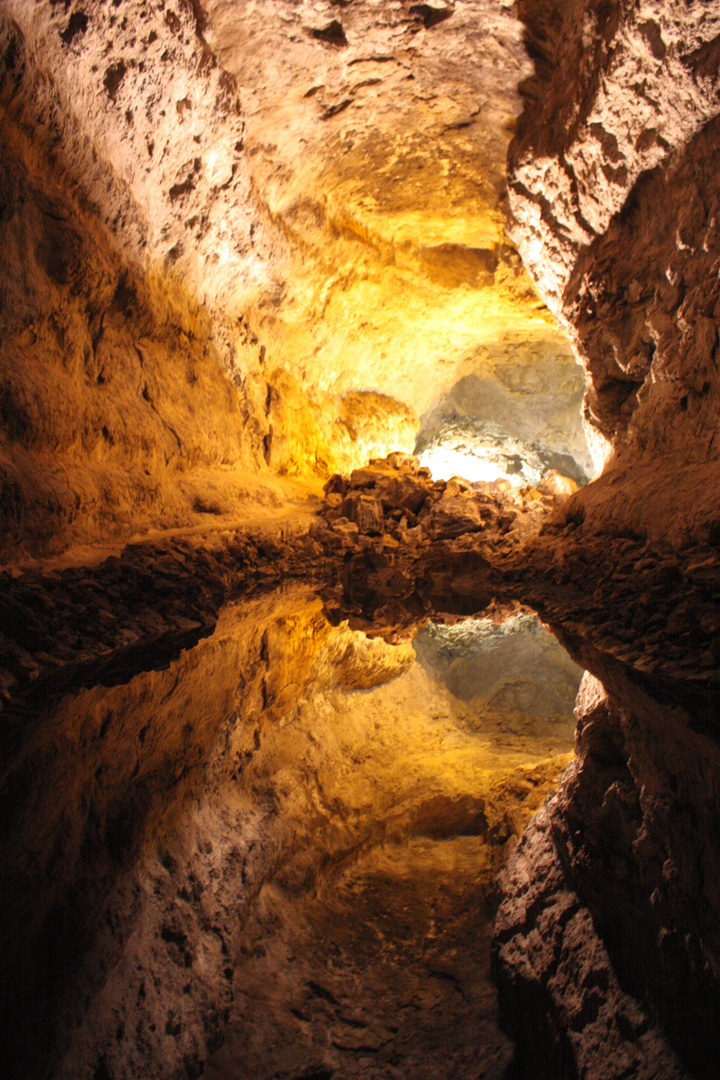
(492, 791, 691, 1080)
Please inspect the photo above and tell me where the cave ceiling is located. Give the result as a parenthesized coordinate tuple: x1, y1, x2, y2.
(4, 0, 571, 419)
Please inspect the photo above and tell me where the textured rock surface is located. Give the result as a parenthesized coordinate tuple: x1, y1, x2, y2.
(493, 673, 717, 1079)
(1, 0, 587, 558)
(507, 0, 720, 468)
(416, 349, 593, 486)
(485, 10, 720, 1076)
(508, 0, 720, 310)
(493, 804, 690, 1080)
(414, 614, 583, 725)
(0, 0, 571, 558)
(200, 0, 567, 412)
(0, 7, 422, 554)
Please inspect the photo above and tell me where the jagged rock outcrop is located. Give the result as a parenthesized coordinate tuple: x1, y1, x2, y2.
(493, 804, 690, 1080)
(507, 0, 720, 469)
(493, 672, 720, 1080)
(319, 452, 558, 636)
(490, 3, 720, 1076)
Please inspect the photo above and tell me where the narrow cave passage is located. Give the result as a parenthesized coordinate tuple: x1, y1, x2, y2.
(3, 1, 720, 1079)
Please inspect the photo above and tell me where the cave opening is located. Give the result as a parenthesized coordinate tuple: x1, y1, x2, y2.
(415, 344, 593, 489)
(3, 1, 720, 1079)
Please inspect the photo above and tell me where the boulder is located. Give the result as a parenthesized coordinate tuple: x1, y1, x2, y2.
(344, 493, 384, 535)
(423, 493, 485, 539)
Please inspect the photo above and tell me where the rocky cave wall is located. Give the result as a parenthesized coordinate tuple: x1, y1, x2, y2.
(0, 0, 582, 558)
(492, 2, 720, 1078)
(0, 2, 417, 558)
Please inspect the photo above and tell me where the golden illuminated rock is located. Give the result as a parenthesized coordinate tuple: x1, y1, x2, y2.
(0, 0, 582, 558)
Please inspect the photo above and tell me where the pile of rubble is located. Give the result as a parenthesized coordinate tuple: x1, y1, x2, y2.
(321, 451, 563, 547)
(317, 453, 562, 639)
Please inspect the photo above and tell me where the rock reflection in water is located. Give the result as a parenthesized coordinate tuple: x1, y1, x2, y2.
(204, 604, 580, 1080)
(3, 578, 579, 1080)
(207, 839, 514, 1080)
(415, 615, 583, 732)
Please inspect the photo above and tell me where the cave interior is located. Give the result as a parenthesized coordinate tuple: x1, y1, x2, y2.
(2, 1, 720, 1079)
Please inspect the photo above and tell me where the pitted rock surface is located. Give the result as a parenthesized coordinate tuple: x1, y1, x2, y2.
(493, 673, 719, 1079)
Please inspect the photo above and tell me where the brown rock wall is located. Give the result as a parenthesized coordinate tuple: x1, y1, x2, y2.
(4, 1, 720, 1077)
(508, 0, 720, 464)
(2, 0, 568, 455)
(509, 0, 720, 312)
(566, 112, 720, 460)
(494, 670, 720, 1080)
(494, 12, 720, 1074)
(1, 0, 262, 312)
(493, 804, 690, 1080)
(0, 88, 277, 552)
(0, 39, 418, 555)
